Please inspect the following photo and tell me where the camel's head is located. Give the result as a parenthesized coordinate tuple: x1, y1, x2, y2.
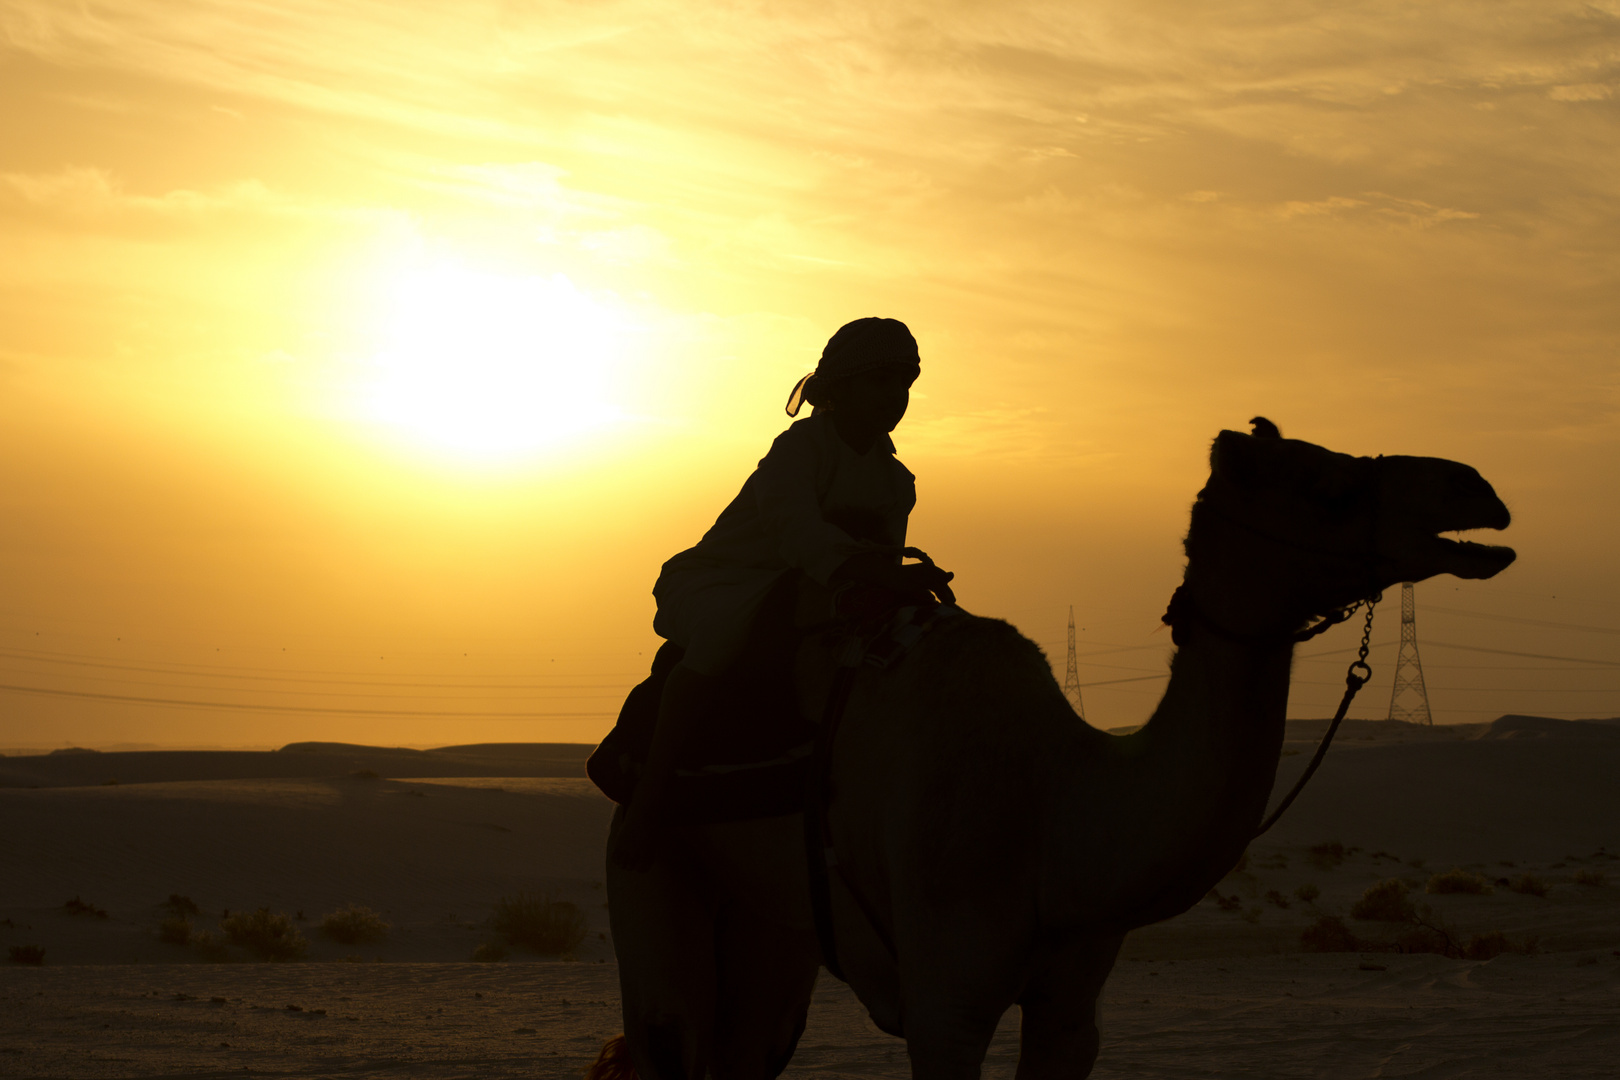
(1190, 417, 1514, 618)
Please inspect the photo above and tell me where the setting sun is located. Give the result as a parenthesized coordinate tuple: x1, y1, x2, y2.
(361, 259, 636, 459)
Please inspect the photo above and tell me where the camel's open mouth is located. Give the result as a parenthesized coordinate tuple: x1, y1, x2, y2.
(1429, 529, 1516, 579)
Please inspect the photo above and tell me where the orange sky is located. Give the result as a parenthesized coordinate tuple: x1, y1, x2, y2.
(3, 1, 1619, 749)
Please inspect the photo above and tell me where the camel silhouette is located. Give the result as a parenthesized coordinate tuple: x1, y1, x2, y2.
(597, 418, 1515, 1080)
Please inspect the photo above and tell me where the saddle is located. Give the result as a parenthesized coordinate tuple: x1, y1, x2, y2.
(586, 571, 818, 824)
(585, 570, 949, 824)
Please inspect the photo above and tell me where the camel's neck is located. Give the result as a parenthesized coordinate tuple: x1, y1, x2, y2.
(1056, 597, 1297, 929)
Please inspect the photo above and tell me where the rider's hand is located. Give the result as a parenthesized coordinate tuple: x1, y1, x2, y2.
(833, 551, 955, 605)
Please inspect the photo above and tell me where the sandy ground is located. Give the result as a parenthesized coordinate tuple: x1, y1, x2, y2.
(4, 955, 1617, 1078)
(3, 717, 1619, 1077)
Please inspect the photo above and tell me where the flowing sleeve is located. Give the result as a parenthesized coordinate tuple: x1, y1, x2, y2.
(751, 423, 864, 586)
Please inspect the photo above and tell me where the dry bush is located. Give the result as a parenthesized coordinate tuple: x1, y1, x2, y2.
(1507, 873, 1549, 897)
(1205, 889, 1243, 912)
(1427, 868, 1493, 895)
(321, 905, 389, 945)
(159, 917, 192, 945)
(1294, 883, 1322, 904)
(1351, 879, 1417, 922)
(1463, 932, 1514, 960)
(1308, 842, 1347, 870)
(1300, 915, 1360, 952)
(7, 944, 45, 965)
(491, 893, 587, 954)
(63, 896, 108, 919)
(1573, 869, 1608, 887)
(221, 908, 307, 961)
(163, 894, 201, 917)
(192, 930, 230, 962)
(471, 941, 508, 962)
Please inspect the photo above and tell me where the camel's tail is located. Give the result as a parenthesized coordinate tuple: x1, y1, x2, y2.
(583, 1034, 636, 1080)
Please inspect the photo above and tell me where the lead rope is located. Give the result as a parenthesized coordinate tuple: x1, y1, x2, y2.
(1253, 594, 1380, 837)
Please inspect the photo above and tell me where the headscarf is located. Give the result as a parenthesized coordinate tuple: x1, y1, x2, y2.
(785, 317, 921, 417)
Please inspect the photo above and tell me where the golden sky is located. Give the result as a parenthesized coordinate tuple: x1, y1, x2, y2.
(3, 1, 1618, 748)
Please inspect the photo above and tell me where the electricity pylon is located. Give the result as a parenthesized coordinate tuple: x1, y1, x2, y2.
(1064, 606, 1087, 721)
(1387, 582, 1434, 725)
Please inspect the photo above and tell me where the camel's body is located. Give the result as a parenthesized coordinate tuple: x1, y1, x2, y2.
(605, 421, 1514, 1079)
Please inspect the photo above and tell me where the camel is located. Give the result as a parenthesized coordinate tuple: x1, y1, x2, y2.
(599, 419, 1515, 1079)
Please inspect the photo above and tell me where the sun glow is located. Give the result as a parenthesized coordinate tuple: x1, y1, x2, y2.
(362, 260, 635, 459)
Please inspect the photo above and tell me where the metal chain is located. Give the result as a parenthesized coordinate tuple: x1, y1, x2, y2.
(1254, 591, 1381, 837)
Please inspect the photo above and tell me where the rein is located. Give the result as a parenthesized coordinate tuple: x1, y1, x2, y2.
(1254, 594, 1378, 837)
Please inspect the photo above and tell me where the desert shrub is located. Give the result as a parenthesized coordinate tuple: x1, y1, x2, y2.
(163, 894, 201, 917)
(1507, 873, 1549, 897)
(1351, 879, 1417, 922)
(321, 905, 389, 945)
(1264, 889, 1291, 909)
(159, 917, 193, 945)
(1464, 932, 1512, 960)
(7, 944, 45, 965)
(491, 892, 587, 954)
(1394, 925, 1454, 955)
(1205, 889, 1242, 912)
(192, 930, 230, 961)
(221, 907, 307, 961)
(1308, 842, 1347, 870)
(472, 941, 509, 962)
(63, 896, 108, 919)
(1427, 868, 1493, 895)
(1300, 915, 1359, 952)
(1294, 883, 1321, 904)
(1573, 869, 1608, 887)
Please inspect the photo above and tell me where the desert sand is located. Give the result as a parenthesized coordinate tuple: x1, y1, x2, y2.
(3, 716, 1618, 1078)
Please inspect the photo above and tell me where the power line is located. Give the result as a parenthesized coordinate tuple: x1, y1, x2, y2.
(0, 682, 612, 719)
(1424, 605, 1620, 636)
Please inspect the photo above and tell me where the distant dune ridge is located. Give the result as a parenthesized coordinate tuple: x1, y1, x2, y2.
(2, 716, 1617, 1076)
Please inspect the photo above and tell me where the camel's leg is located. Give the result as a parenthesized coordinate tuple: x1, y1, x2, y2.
(1013, 933, 1123, 1080)
(705, 814, 822, 1080)
(896, 943, 1021, 1080)
(606, 806, 718, 1080)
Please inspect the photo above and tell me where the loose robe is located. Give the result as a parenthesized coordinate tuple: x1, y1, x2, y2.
(653, 411, 916, 674)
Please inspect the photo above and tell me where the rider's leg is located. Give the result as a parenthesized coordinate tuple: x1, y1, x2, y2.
(607, 806, 718, 1080)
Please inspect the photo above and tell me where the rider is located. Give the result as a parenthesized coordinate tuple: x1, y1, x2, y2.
(610, 316, 956, 871)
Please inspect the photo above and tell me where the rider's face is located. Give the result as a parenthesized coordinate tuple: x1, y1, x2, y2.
(835, 365, 918, 436)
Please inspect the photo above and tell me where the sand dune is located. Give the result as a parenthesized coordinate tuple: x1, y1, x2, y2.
(3, 715, 1617, 1076)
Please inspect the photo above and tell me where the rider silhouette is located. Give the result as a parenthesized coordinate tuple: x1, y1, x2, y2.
(610, 316, 955, 871)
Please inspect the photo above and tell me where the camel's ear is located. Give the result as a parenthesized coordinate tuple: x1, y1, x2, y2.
(1249, 416, 1281, 439)
(1210, 429, 1277, 489)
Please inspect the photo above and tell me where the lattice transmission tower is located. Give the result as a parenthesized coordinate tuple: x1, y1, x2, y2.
(1064, 606, 1087, 721)
(1386, 582, 1434, 725)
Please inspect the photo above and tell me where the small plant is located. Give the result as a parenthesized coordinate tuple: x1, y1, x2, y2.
(221, 908, 307, 961)
(1294, 883, 1321, 904)
(63, 896, 109, 919)
(1351, 879, 1416, 922)
(192, 929, 230, 962)
(321, 905, 389, 945)
(1300, 915, 1359, 952)
(159, 917, 193, 945)
(1206, 889, 1243, 912)
(1308, 841, 1347, 870)
(1427, 868, 1493, 895)
(1464, 932, 1512, 960)
(491, 892, 587, 954)
(7, 944, 45, 965)
(163, 894, 201, 917)
(472, 941, 508, 962)
(1573, 869, 1608, 887)
(1264, 889, 1290, 909)
(1507, 873, 1549, 897)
